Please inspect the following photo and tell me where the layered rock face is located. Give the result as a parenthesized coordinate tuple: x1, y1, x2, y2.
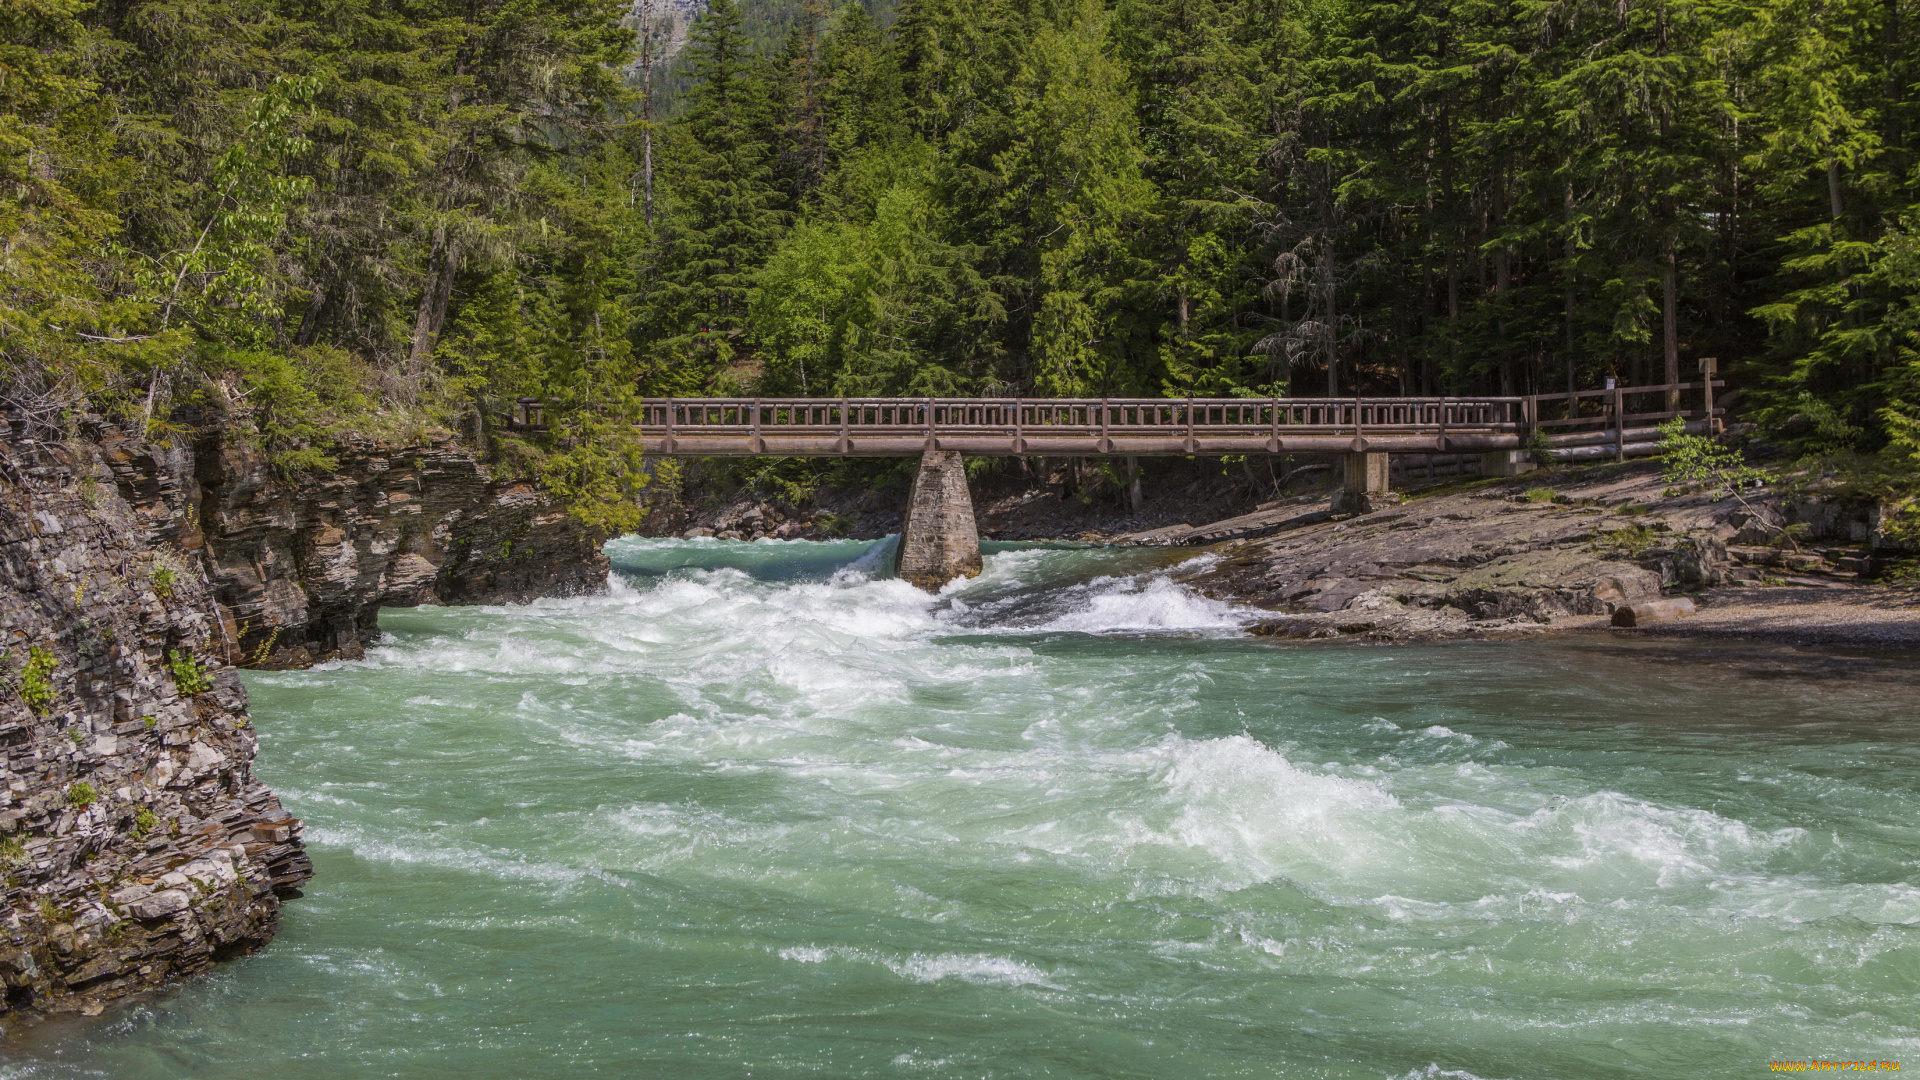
(96, 428, 609, 668)
(0, 417, 609, 1021)
(0, 434, 311, 1019)
(1182, 463, 1738, 636)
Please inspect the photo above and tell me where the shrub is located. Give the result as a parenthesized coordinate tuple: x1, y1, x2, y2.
(150, 563, 179, 600)
(66, 781, 98, 808)
(1660, 417, 1763, 489)
(1525, 429, 1556, 467)
(166, 650, 213, 696)
(131, 807, 160, 837)
(20, 646, 57, 714)
(1523, 487, 1555, 503)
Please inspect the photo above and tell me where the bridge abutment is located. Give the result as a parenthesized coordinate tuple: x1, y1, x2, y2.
(1330, 451, 1400, 516)
(1480, 449, 1537, 477)
(894, 450, 983, 592)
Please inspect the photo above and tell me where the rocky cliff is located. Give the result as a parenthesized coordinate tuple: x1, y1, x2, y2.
(0, 433, 310, 1021)
(96, 427, 609, 669)
(0, 418, 610, 1023)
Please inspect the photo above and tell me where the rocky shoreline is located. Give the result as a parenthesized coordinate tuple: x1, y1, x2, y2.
(0, 418, 609, 1027)
(1165, 461, 1920, 650)
(648, 455, 1918, 650)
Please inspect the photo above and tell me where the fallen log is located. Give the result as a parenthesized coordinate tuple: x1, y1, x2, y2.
(1611, 597, 1698, 627)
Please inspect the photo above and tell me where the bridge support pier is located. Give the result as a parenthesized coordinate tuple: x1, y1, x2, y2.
(1480, 449, 1536, 477)
(894, 450, 983, 592)
(1331, 451, 1399, 516)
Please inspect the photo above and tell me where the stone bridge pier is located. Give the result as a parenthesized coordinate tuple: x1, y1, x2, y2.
(894, 450, 983, 591)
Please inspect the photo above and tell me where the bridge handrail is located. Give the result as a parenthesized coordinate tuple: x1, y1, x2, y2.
(636, 396, 1528, 433)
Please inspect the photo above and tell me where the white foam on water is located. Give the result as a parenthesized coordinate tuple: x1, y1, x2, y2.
(777, 945, 1055, 987)
(305, 825, 624, 890)
(1018, 573, 1249, 634)
(223, 535, 1920, 1074)
(1397, 1067, 1511, 1080)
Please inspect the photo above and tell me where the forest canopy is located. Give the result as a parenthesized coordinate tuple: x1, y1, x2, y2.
(6, 0, 1920, 526)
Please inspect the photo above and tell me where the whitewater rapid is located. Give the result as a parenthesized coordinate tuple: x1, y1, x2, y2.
(10, 537, 1917, 1079)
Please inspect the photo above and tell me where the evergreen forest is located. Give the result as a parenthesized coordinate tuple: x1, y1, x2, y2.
(8, 0, 1920, 525)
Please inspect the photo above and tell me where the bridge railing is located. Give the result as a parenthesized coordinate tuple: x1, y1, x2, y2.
(1526, 379, 1725, 435)
(637, 396, 1529, 435)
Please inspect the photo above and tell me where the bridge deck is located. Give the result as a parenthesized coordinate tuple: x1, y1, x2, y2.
(619, 386, 1720, 457)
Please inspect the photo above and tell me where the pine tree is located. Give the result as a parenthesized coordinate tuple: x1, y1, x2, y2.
(649, 0, 786, 390)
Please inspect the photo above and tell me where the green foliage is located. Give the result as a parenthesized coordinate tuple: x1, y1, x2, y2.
(1523, 488, 1555, 503)
(131, 807, 160, 837)
(149, 563, 179, 600)
(35, 897, 66, 925)
(1659, 418, 1767, 491)
(65, 781, 97, 809)
(0, 837, 25, 868)
(166, 650, 213, 697)
(1594, 524, 1661, 558)
(1525, 430, 1557, 468)
(20, 646, 57, 714)
(8, 0, 1920, 533)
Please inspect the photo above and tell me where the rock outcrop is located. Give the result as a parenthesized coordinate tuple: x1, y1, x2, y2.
(0, 414, 610, 1023)
(0, 434, 311, 1022)
(96, 428, 609, 669)
(1182, 462, 1741, 637)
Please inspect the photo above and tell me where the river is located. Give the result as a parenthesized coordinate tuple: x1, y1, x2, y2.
(8, 538, 1919, 1078)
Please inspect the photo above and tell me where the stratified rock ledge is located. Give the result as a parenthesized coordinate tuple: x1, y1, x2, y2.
(0, 436, 310, 1023)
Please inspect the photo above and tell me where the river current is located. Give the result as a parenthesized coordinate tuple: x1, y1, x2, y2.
(7, 538, 1919, 1078)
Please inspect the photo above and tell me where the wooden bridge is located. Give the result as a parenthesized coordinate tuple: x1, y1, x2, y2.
(511, 371, 1724, 592)
(611, 377, 1722, 458)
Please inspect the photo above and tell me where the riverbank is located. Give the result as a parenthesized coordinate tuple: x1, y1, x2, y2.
(642, 453, 1918, 649)
(1164, 459, 1920, 649)
(0, 415, 609, 1027)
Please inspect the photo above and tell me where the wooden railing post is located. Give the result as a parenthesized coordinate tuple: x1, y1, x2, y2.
(665, 396, 676, 454)
(1609, 377, 1624, 463)
(1699, 357, 1718, 435)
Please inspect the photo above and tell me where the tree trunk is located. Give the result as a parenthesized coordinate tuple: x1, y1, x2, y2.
(294, 283, 327, 347)
(1322, 246, 1339, 396)
(1662, 241, 1680, 411)
(409, 228, 457, 368)
(639, 0, 656, 226)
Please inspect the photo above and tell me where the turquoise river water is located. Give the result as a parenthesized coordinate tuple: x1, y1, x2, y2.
(4, 538, 1919, 1079)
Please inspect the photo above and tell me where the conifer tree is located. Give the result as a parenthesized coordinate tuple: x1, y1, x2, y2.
(650, 0, 786, 390)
